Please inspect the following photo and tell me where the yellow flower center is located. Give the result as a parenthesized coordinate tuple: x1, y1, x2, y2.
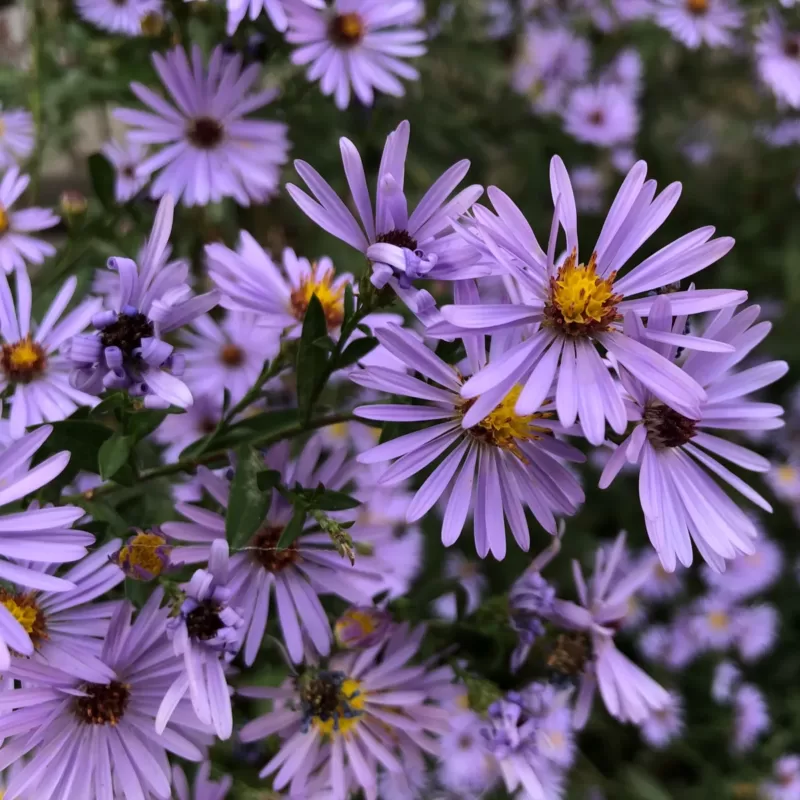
(115, 532, 171, 580)
(0, 205, 9, 235)
(2, 598, 38, 634)
(708, 611, 729, 630)
(312, 678, 366, 737)
(686, 0, 708, 14)
(219, 343, 244, 367)
(1, 337, 47, 382)
(469, 385, 550, 459)
(330, 12, 365, 46)
(290, 266, 346, 331)
(777, 465, 797, 484)
(544, 251, 621, 335)
(0, 591, 46, 645)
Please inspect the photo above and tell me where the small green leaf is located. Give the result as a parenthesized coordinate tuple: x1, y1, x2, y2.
(90, 392, 126, 418)
(98, 433, 134, 480)
(338, 336, 378, 368)
(277, 507, 307, 549)
(624, 768, 672, 800)
(88, 153, 116, 209)
(226, 446, 272, 550)
(296, 294, 330, 421)
(343, 283, 355, 327)
(436, 339, 467, 365)
(37, 420, 114, 478)
(308, 487, 361, 511)
(78, 498, 129, 534)
(313, 336, 336, 351)
(257, 469, 281, 492)
(127, 408, 181, 442)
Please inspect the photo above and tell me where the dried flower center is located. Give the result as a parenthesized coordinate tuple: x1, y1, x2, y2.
(1, 337, 47, 382)
(588, 109, 605, 126)
(329, 12, 365, 47)
(643, 402, 698, 449)
(187, 116, 224, 149)
(547, 631, 590, 681)
(468, 385, 550, 459)
(114, 531, 171, 580)
(376, 229, 419, 251)
(251, 524, 299, 573)
(219, 343, 245, 367)
(686, 0, 708, 14)
(100, 312, 154, 359)
(122, 165, 136, 179)
(298, 670, 365, 737)
(0, 204, 10, 235)
(140, 11, 164, 35)
(0, 591, 47, 645)
(186, 600, 224, 641)
(75, 681, 130, 725)
(544, 251, 621, 336)
(785, 37, 800, 59)
(290, 266, 346, 331)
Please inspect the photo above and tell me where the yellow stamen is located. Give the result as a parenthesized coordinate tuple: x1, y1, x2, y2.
(0, 205, 9, 235)
(0, 591, 46, 645)
(777, 465, 797, 483)
(290, 265, 346, 331)
(116, 532, 171, 579)
(1, 336, 47, 382)
(330, 12, 365, 45)
(708, 611, 729, 630)
(313, 678, 366, 737)
(1, 597, 39, 634)
(686, 0, 708, 14)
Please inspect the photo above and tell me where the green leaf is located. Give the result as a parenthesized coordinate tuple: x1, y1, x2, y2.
(338, 336, 378, 368)
(90, 392, 126, 418)
(296, 294, 330, 421)
(313, 336, 336, 351)
(88, 153, 116, 209)
(205, 409, 300, 453)
(343, 283, 355, 328)
(36, 420, 114, 479)
(257, 469, 281, 492)
(436, 339, 467, 365)
(226, 446, 272, 550)
(277, 507, 307, 550)
(98, 433, 134, 480)
(624, 768, 672, 800)
(307, 487, 361, 511)
(126, 408, 181, 442)
(78, 498, 129, 534)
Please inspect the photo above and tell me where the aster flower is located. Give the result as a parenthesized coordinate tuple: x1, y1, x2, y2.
(756, 12, 800, 110)
(0, 264, 101, 437)
(70, 195, 220, 408)
(433, 552, 486, 621)
(239, 623, 453, 799)
(762, 755, 800, 800)
(172, 763, 232, 800)
(0, 167, 58, 274)
(435, 157, 743, 445)
(157, 540, 243, 740)
(286, 120, 486, 321)
(766, 461, 800, 504)
(732, 683, 770, 752)
(226, 0, 323, 34)
(115, 45, 290, 206)
(113, 528, 172, 581)
(570, 166, 605, 213)
(733, 603, 778, 662)
(690, 594, 736, 651)
(285, 0, 427, 110)
(334, 605, 394, 649)
(702, 534, 783, 599)
(711, 660, 741, 703)
(0, 105, 33, 168)
(600, 299, 786, 571)
(438, 711, 499, 799)
(637, 557, 685, 602)
(101, 138, 149, 203)
(76, 0, 162, 35)
(153, 393, 225, 462)
(655, 0, 743, 49)
(353, 322, 585, 560)
(639, 690, 684, 748)
(563, 84, 639, 148)
(162, 442, 391, 665)
(0, 590, 209, 799)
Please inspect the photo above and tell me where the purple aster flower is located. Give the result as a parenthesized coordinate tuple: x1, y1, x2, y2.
(690, 594, 736, 651)
(379, 744, 430, 800)
(601, 299, 786, 571)
(760, 119, 800, 148)
(334, 605, 394, 649)
(0, 167, 58, 273)
(162, 443, 390, 665)
(733, 603, 778, 662)
(285, 0, 427, 110)
(153, 393, 226, 462)
(102, 138, 149, 203)
(115, 45, 290, 206)
(0, 264, 101, 437)
(712, 660, 741, 703)
(549, 532, 670, 727)
(76, 0, 162, 35)
(437, 711, 499, 798)
(603, 47, 644, 96)
(563, 84, 639, 148)
(286, 120, 487, 322)
(157, 539, 243, 740)
(0, 106, 33, 168)
(113, 528, 173, 581)
(225, 0, 323, 33)
(570, 166, 605, 213)
(435, 157, 743, 445)
(638, 556, 685, 602)
(639, 690, 684, 748)
(640, 622, 699, 669)
(0, 537, 124, 682)
(433, 552, 487, 621)
(733, 683, 770, 752)
(239, 623, 454, 799)
(70, 196, 220, 409)
(0, 590, 209, 798)
(172, 763, 232, 800)
(766, 461, 800, 504)
(762, 755, 800, 800)
(757, 12, 800, 110)
(655, 0, 743, 49)
(353, 322, 585, 560)
(702, 533, 783, 599)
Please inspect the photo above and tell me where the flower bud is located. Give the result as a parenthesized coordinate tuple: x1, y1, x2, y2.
(334, 606, 392, 649)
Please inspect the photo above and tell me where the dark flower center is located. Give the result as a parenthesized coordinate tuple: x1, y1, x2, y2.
(1, 337, 47, 383)
(588, 109, 605, 126)
(546, 631, 590, 683)
(75, 681, 130, 725)
(219, 343, 245, 367)
(100, 312, 154, 358)
(328, 12, 365, 47)
(297, 669, 364, 735)
(122, 165, 136, 179)
(200, 417, 218, 434)
(250, 524, 299, 573)
(686, 0, 708, 14)
(785, 37, 800, 59)
(186, 600, 224, 641)
(376, 229, 419, 251)
(643, 402, 698, 449)
(187, 116, 224, 149)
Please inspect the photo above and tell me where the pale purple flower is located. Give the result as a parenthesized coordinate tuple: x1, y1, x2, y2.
(76, 0, 162, 35)
(762, 755, 800, 800)
(756, 12, 800, 110)
(733, 603, 778, 662)
(172, 763, 232, 800)
(353, 322, 585, 560)
(115, 45, 290, 206)
(0, 591, 209, 799)
(286, 120, 487, 322)
(639, 690, 684, 748)
(0, 264, 101, 437)
(601, 299, 786, 571)
(334, 605, 394, 649)
(433, 552, 487, 621)
(102, 138, 149, 202)
(564, 84, 639, 147)
(285, 0, 427, 110)
(239, 623, 454, 800)
(655, 0, 743, 49)
(638, 556, 685, 602)
(711, 660, 740, 703)
(766, 461, 800, 504)
(690, 594, 736, 650)
(153, 393, 225, 462)
(702, 534, 783, 599)
(639, 618, 699, 670)
(0, 106, 33, 168)
(225, 0, 323, 34)
(379, 745, 430, 800)
(438, 711, 499, 798)
(436, 157, 742, 445)
(570, 166, 605, 213)
(602, 47, 644, 96)
(733, 683, 770, 752)
(758, 119, 800, 148)
(0, 167, 58, 273)
(157, 540, 243, 740)
(70, 196, 220, 409)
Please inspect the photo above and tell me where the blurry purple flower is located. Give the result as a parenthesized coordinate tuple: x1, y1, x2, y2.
(353, 323, 585, 560)
(76, 0, 162, 35)
(115, 45, 290, 206)
(285, 0, 427, 109)
(113, 528, 173, 580)
(602, 47, 644, 96)
(655, 0, 743, 49)
(570, 166, 605, 213)
(757, 13, 800, 110)
(0, 167, 58, 273)
(564, 84, 639, 148)
(0, 265, 100, 437)
(640, 617, 699, 669)
(225, 0, 323, 34)
(334, 605, 394, 649)
(433, 552, 487, 621)
(733, 683, 770, 752)
(611, 146, 638, 172)
(173, 762, 232, 800)
(762, 755, 800, 800)
(733, 603, 778, 662)
(153, 393, 225, 462)
(70, 196, 220, 409)
(638, 557, 685, 602)
(0, 106, 33, 168)
(712, 660, 741, 703)
(639, 690, 684, 748)
(759, 119, 800, 148)
(438, 711, 499, 798)
(690, 594, 737, 650)
(102, 138, 149, 202)
(703, 534, 783, 599)
(614, 0, 655, 19)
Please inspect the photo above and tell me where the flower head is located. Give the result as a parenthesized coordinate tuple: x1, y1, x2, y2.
(655, 0, 743, 49)
(334, 605, 393, 649)
(102, 138, 149, 202)
(0, 105, 33, 168)
(732, 683, 770, 752)
(438, 711, 499, 798)
(113, 528, 173, 580)
(762, 755, 800, 800)
(733, 603, 778, 662)
(76, 0, 163, 35)
(757, 12, 800, 110)
(639, 690, 684, 748)
(702, 533, 783, 599)
(225, 0, 323, 34)
(172, 762, 232, 800)
(564, 83, 639, 148)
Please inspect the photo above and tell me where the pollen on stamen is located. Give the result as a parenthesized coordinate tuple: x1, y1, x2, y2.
(1, 336, 47, 383)
(0, 204, 9, 235)
(290, 265, 346, 331)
